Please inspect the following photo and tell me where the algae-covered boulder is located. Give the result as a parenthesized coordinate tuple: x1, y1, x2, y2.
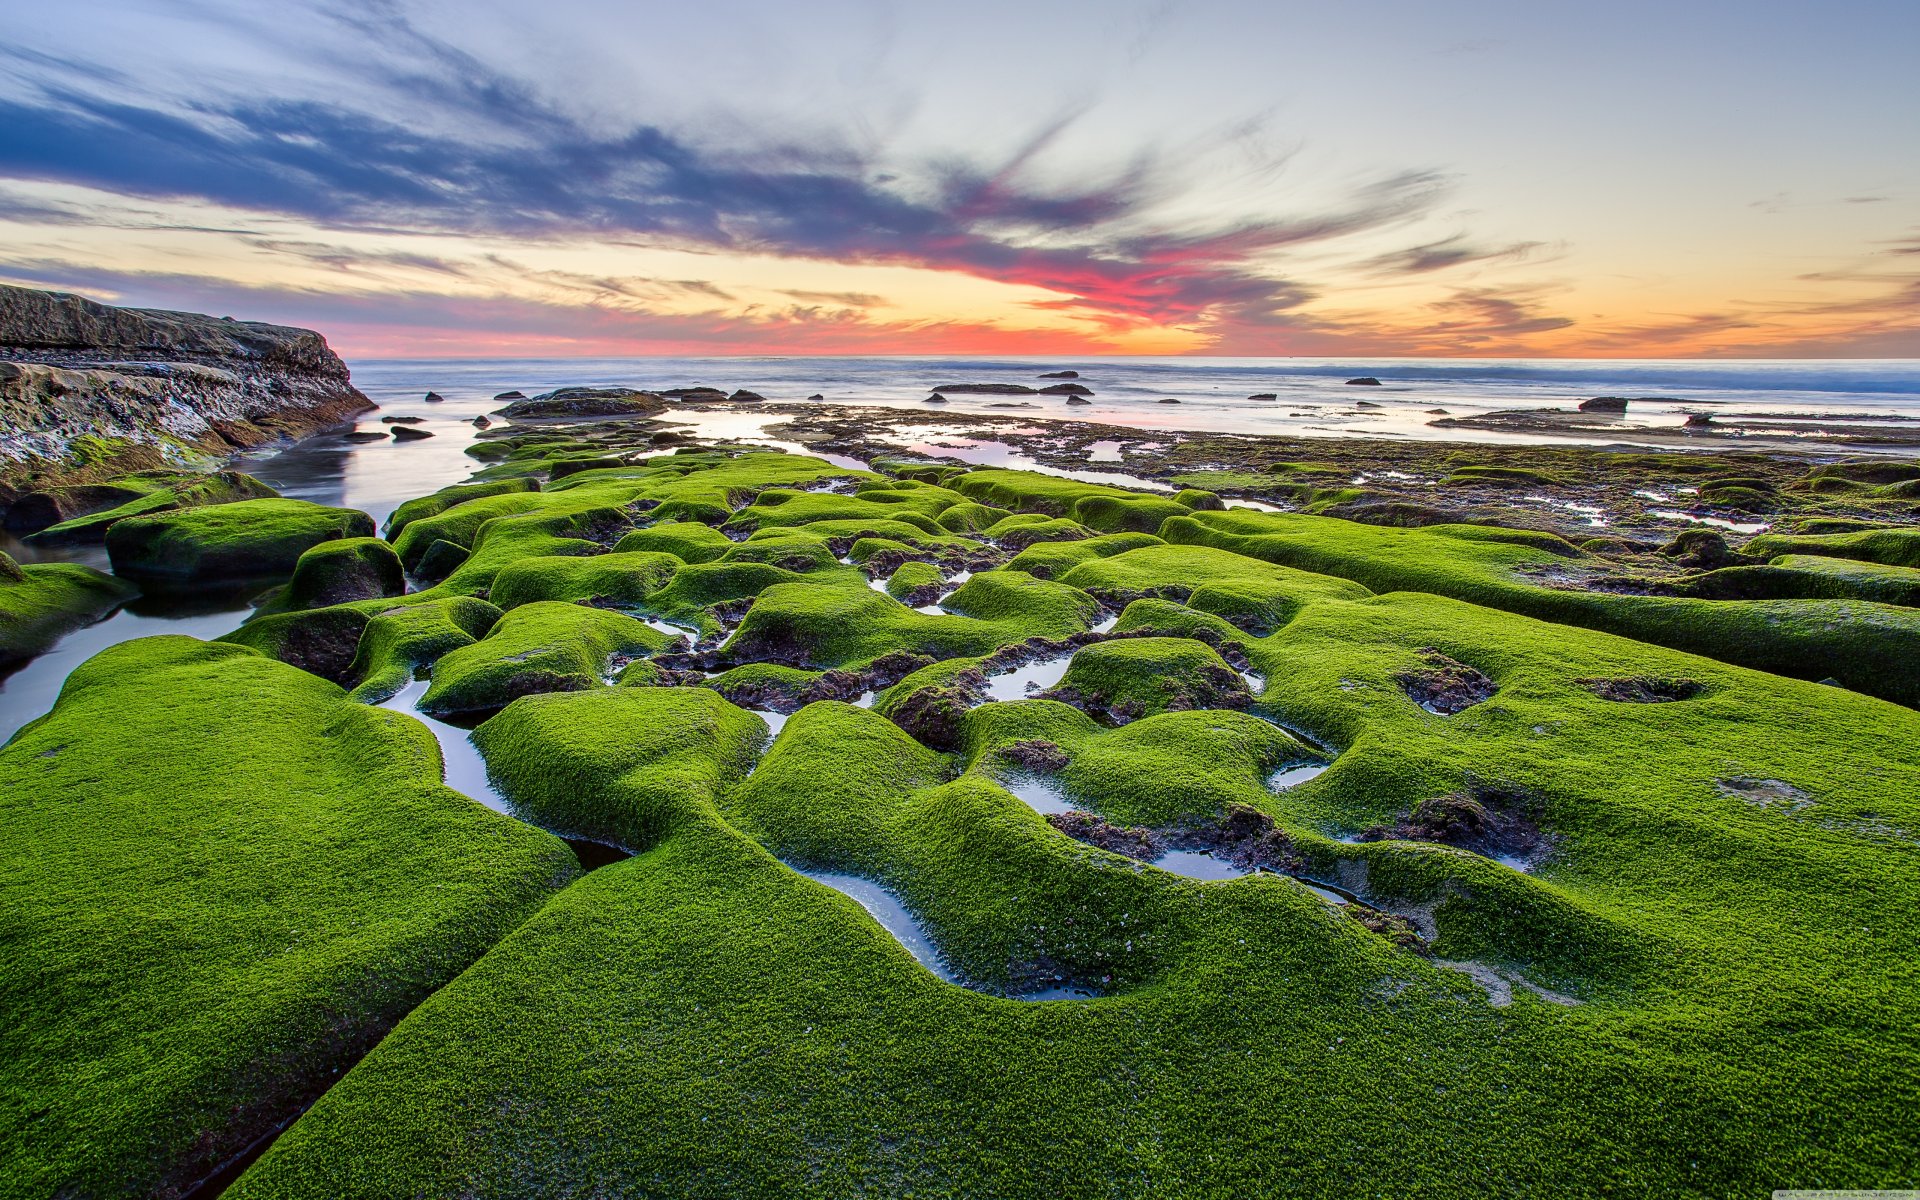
(474, 685, 765, 850)
(347, 596, 504, 702)
(421, 601, 675, 716)
(612, 520, 733, 563)
(489, 551, 683, 610)
(276, 536, 405, 611)
(0, 635, 572, 1198)
(0, 551, 136, 662)
(26, 469, 279, 545)
(105, 497, 375, 581)
(384, 477, 540, 539)
(1046, 636, 1250, 721)
(217, 604, 372, 683)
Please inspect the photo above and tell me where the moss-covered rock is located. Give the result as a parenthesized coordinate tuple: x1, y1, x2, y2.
(1045, 636, 1251, 721)
(0, 635, 571, 1198)
(105, 497, 375, 581)
(0, 551, 135, 662)
(488, 551, 683, 610)
(273, 536, 405, 611)
(26, 470, 279, 545)
(346, 596, 504, 702)
(421, 601, 674, 716)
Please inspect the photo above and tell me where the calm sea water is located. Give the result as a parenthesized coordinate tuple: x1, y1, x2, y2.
(4, 354, 1917, 741)
(350, 354, 1920, 447)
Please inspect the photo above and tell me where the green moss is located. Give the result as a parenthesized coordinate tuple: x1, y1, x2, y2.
(1745, 527, 1920, 569)
(104, 498, 375, 581)
(0, 636, 571, 1198)
(884, 560, 944, 600)
(346, 596, 504, 702)
(1672, 555, 1920, 606)
(1048, 636, 1249, 719)
(265, 537, 405, 613)
(935, 500, 1014, 532)
(612, 520, 733, 563)
(384, 477, 540, 539)
(27, 470, 278, 545)
(718, 534, 842, 572)
(724, 571, 1095, 669)
(421, 601, 674, 716)
(1166, 509, 1920, 705)
(1003, 531, 1164, 579)
(1441, 465, 1562, 487)
(475, 685, 764, 850)
(489, 551, 683, 610)
(1068, 493, 1192, 533)
(0, 553, 136, 663)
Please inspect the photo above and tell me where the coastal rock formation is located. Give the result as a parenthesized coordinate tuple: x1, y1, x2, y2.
(0, 284, 371, 499)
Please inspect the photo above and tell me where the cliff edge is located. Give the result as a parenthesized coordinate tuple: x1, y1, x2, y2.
(0, 285, 372, 499)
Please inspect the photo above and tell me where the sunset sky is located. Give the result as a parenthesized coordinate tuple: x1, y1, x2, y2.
(1, 0, 1915, 359)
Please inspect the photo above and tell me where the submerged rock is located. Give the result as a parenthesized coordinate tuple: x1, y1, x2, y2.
(1346, 377, 1383, 386)
(496, 387, 668, 419)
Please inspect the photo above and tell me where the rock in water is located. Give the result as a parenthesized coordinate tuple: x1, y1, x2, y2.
(424, 391, 446, 403)
(1038, 370, 1080, 378)
(0, 284, 371, 498)
(1248, 392, 1278, 400)
(391, 425, 436, 441)
(1580, 396, 1631, 413)
(1345, 376, 1383, 386)
(494, 387, 668, 419)
(930, 382, 1038, 394)
(1039, 383, 1094, 396)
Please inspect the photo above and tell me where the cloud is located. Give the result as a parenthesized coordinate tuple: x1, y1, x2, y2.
(0, 14, 1461, 345)
(1361, 234, 1547, 275)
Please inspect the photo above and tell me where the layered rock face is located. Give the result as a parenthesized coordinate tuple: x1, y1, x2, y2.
(0, 284, 372, 496)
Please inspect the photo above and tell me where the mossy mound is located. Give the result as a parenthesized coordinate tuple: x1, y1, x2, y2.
(475, 685, 765, 850)
(0, 552, 135, 662)
(271, 536, 405, 611)
(25, 470, 278, 545)
(104, 498, 375, 581)
(488, 550, 683, 610)
(1166, 509, 1920, 705)
(421, 601, 674, 716)
(384, 477, 539, 539)
(1046, 636, 1251, 721)
(346, 596, 504, 702)
(0, 636, 572, 1198)
(1745, 526, 1920, 569)
(612, 520, 733, 562)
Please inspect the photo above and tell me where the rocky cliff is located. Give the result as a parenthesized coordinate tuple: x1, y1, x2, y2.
(0, 285, 372, 499)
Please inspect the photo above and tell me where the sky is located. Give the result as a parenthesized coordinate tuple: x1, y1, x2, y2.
(0, 0, 1916, 359)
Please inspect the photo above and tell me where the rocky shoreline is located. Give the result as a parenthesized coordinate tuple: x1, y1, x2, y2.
(0, 284, 371, 504)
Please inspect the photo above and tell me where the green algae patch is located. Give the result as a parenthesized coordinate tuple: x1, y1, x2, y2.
(1004, 530, 1163, 579)
(0, 552, 135, 663)
(0, 635, 573, 1198)
(475, 685, 765, 850)
(346, 596, 504, 702)
(25, 469, 278, 545)
(885, 559, 944, 601)
(104, 497, 376, 582)
(422, 601, 673, 716)
(1745, 526, 1920, 569)
(1166, 508, 1920, 705)
(1048, 636, 1250, 721)
(612, 520, 733, 562)
(724, 571, 1096, 670)
(383, 477, 540, 539)
(488, 550, 683, 610)
(265, 536, 405, 613)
